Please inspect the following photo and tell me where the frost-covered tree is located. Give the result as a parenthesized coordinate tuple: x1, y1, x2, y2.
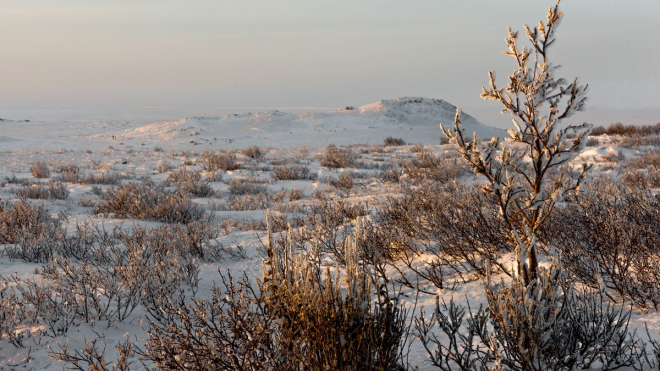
(441, 0, 591, 285)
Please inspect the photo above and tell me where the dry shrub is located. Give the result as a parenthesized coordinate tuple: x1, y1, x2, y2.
(271, 164, 316, 180)
(56, 165, 128, 185)
(384, 136, 406, 146)
(228, 178, 268, 195)
(140, 221, 408, 370)
(381, 181, 510, 286)
(31, 161, 51, 178)
(0, 200, 65, 263)
(228, 194, 267, 211)
(95, 181, 206, 223)
(156, 162, 175, 173)
(15, 181, 69, 200)
(329, 172, 354, 192)
(316, 144, 355, 169)
(417, 265, 644, 370)
(401, 150, 468, 184)
(629, 150, 660, 169)
(167, 168, 214, 197)
(241, 145, 263, 159)
(541, 176, 660, 310)
(621, 168, 660, 189)
(202, 151, 239, 172)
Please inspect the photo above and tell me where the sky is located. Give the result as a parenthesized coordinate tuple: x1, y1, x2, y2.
(1, 0, 659, 126)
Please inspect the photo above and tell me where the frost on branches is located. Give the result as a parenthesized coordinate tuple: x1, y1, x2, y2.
(441, 0, 591, 285)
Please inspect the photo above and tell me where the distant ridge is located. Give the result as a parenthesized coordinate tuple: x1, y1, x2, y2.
(0, 97, 504, 151)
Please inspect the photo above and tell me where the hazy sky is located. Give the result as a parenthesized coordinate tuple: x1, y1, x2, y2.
(1, 1, 659, 125)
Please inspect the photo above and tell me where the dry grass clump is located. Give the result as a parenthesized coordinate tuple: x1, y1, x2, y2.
(202, 151, 240, 172)
(95, 181, 206, 223)
(14, 181, 69, 200)
(31, 161, 51, 178)
(271, 164, 316, 180)
(316, 144, 355, 169)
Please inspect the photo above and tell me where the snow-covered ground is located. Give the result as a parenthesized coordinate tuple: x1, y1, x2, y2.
(0, 97, 658, 370)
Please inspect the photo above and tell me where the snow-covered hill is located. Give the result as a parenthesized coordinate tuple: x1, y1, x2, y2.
(0, 97, 503, 151)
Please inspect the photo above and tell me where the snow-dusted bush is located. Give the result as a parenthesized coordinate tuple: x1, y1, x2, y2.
(440, 0, 591, 284)
(31, 161, 51, 178)
(417, 266, 646, 370)
(271, 164, 316, 180)
(202, 151, 239, 172)
(316, 144, 356, 169)
(95, 181, 206, 223)
(15, 181, 69, 200)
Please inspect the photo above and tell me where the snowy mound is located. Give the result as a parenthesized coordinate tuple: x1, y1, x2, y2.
(0, 97, 504, 151)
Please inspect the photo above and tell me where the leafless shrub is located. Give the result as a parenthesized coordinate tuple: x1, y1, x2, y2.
(51, 337, 134, 371)
(202, 151, 239, 172)
(294, 197, 369, 259)
(329, 172, 354, 192)
(241, 145, 263, 159)
(167, 168, 214, 197)
(56, 165, 128, 185)
(629, 150, 660, 169)
(95, 181, 206, 223)
(586, 137, 599, 146)
(271, 164, 316, 180)
(384, 136, 406, 146)
(156, 162, 175, 173)
(619, 134, 660, 148)
(31, 161, 51, 178)
(140, 221, 409, 371)
(380, 181, 510, 286)
(15, 181, 69, 200)
(288, 188, 304, 201)
(379, 167, 402, 183)
(77, 194, 101, 208)
(316, 144, 356, 169)
(540, 177, 660, 310)
(401, 150, 468, 184)
(0, 200, 64, 262)
(417, 268, 645, 370)
(228, 178, 268, 195)
(590, 125, 607, 136)
(228, 194, 268, 211)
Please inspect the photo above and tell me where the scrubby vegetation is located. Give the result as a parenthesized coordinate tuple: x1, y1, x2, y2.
(2, 2, 660, 370)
